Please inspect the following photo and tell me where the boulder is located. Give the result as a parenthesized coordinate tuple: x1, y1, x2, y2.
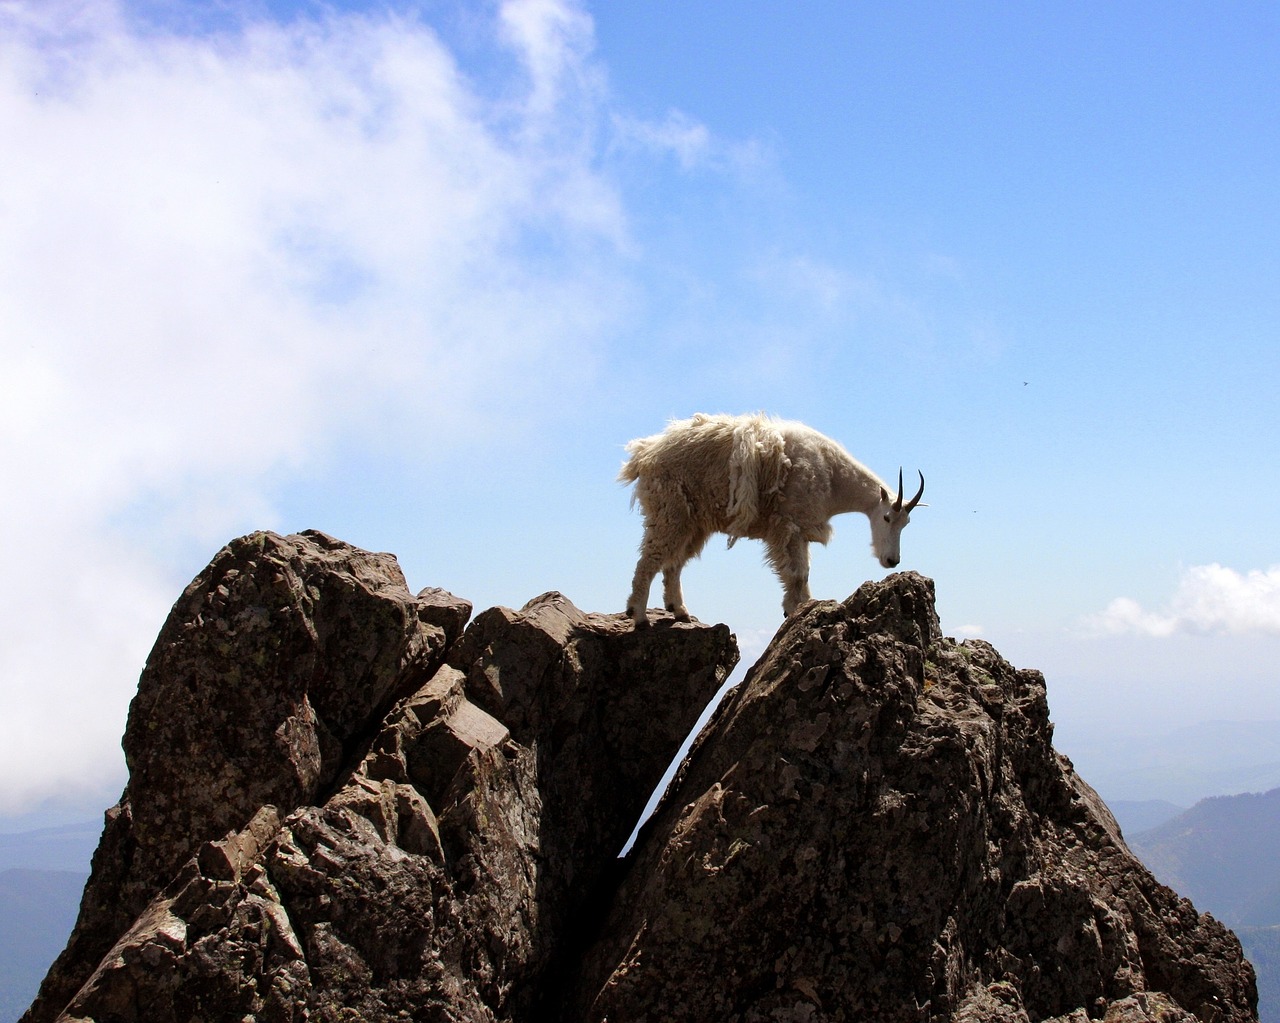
(23, 534, 737, 1023)
(23, 530, 471, 1023)
(572, 573, 1257, 1022)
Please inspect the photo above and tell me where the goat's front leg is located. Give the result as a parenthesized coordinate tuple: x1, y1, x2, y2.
(768, 532, 812, 617)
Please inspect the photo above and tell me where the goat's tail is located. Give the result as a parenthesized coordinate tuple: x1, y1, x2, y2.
(617, 437, 648, 486)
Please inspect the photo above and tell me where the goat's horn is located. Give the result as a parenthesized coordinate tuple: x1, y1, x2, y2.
(894, 468, 905, 511)
(905, 470, 926, 512)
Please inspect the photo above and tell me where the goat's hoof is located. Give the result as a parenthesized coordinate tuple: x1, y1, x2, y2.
(665, 604, 691, 622)
(626, 607, 650, 628)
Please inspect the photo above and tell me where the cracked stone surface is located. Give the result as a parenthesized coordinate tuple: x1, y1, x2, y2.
(22, 539, 1254, 1023)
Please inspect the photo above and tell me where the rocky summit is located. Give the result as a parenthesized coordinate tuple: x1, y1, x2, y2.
(23, 531, 1256, 1023)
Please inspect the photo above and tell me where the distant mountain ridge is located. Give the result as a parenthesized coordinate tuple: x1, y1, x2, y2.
(1129, 787, 1280, 929)
(0, 822, 99, 876)
(1128, 788, 1280, 1023)
(1237, 928, 1280, 1023)
(0, 823, 97, 1023)
(0, 870, 86, 1023)
(1109, 799, 1187, 835)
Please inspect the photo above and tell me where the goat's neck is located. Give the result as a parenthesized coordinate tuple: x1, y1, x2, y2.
(829, 452, 887, 517)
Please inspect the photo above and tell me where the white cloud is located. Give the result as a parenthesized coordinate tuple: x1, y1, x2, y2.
(611, 108, 766, 174)
(1085, 598, 1178, 638)
(1085, 564, 1280, 638)
(499, 0, 599, 122)
(0, 0, 708, 815)
(612, 109, 712, 169)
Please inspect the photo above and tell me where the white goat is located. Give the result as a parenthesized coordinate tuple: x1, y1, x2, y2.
(619, 412, 924, 625)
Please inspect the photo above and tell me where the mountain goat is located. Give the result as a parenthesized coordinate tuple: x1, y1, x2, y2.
(619, 412, 925, 625)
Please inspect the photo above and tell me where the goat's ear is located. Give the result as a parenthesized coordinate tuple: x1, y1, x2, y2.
(879, 485, 890, 503)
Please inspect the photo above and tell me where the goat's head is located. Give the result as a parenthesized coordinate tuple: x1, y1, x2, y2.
(870, 469, 925, 569)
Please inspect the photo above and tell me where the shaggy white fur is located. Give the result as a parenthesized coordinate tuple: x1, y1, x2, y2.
(619, 413, 924, 624)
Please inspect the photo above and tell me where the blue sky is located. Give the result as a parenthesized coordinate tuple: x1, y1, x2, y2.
(2, 0, 1278, 824)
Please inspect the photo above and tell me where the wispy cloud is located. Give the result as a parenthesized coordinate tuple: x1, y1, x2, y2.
(499, 0, 599, 123)
(1085, 564, 1280, 637)
(765, 255, 879, 314)
(611, 108, 766, 174)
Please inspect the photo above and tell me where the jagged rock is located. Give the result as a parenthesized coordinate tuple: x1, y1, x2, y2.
(572, 573, 1257, 1022)
(24, 540, 1256, 1023)
(445, 593, 740, 919)
(23, 530, 472, 1023)
(24, 534, 737, 1023)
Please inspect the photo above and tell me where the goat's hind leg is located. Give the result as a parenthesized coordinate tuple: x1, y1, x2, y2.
(626, 550, 661, 627)
(628, 516, 705, 625)
(627, 520, 670, 626)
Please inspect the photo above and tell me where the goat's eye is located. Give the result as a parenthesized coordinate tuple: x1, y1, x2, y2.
(883, 514, 891, 523)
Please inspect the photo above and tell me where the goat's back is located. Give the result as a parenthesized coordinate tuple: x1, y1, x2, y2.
(619, 414, 792, 536)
